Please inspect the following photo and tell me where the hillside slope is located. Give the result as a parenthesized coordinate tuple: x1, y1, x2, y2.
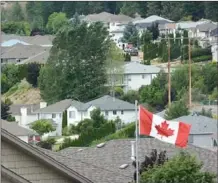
(2, 79, 42, 104)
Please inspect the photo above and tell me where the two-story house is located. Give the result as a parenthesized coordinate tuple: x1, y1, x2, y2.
(120, 62, 161, 92)
(13, 96, 136, 136)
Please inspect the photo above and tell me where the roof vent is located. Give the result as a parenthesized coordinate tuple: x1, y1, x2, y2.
(119, 164, 129, 169)
(96, 143, 105, 148)
(77, 148, 83, 152)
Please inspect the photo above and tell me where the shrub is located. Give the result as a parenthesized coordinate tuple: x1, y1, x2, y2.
(121, 90, 140, 104)
(114, 87, 124, 98)
(140, 151, 216, 183)
(184, 48, 211, 60)
(192, 55, 212, 62)
(90, 122, 135, 146)
(199, 108, 213, 118)
(37, 138, 56, 150)
(59, 121, 116, 149)
(165, 100, 189, 120)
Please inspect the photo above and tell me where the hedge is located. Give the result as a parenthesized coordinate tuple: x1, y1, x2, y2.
(192, 55, 212, 62)
(184, 48, 211, 60)
(59, 122, 116, 149)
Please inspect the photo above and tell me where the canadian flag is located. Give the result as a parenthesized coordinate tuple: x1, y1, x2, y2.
(139, 105, 191, 148)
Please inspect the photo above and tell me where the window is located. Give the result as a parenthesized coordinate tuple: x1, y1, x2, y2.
(113, 110, 117, 115)
(128, 76, 131, 81)
(188, 135, 193, 143)
(52, 114, 56, 118)
(142, 74, 145, 79)
(69, 111, 76, 119)
(105, 111, 108, 116)
(121, 110, 124, 115)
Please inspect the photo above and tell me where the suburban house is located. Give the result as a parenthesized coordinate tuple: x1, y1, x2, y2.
(1, 119, 39, 143)
(173, 114, 218, 149)
(9, 103, 45, 126)
(1, 34, 54, 47)
(1, 128, 92, 183)
(133, 15, 173, 35)
(1, 43, 51, 64)
(210, 27, 218, 62)
(118, 62, 161, 92)
(33, 96, 136, 127)
(81, 12, 132, 48)
(58, 138, 217, 183)
(12, 96, 135, 136)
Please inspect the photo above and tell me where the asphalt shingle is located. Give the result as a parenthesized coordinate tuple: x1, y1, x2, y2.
(85, 95, 135, 111)
(173, 115, 217, 135)
(1, 120, 37, 136)
(57, 138, 217, 183)
(33, 99, 72, 113)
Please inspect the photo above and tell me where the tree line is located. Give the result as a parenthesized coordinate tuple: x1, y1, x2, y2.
(1, 2, 218, 35)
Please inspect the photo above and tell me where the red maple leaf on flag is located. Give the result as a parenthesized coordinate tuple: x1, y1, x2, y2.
(155, 121, 174, 138)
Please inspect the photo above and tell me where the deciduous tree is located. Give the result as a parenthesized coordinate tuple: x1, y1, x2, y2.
(38, 20, 110, 103)
(30, 119, 55, 135)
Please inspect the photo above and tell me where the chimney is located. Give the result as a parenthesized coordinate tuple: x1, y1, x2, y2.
(131, 141, 136, 161)
(40, 102, 47, 109)
(20, 107, 27, 127)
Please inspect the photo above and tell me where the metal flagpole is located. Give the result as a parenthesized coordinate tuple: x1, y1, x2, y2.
(135, 100, 139, 183)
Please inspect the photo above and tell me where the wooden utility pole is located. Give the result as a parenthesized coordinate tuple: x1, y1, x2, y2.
(188, 38, 192, 108)
(168, 36, 171, 106)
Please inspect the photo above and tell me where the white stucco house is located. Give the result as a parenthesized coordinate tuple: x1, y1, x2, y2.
(81, 12, 132, 48)
(110, 62, 161, 92)
(11, 96, 136, 136)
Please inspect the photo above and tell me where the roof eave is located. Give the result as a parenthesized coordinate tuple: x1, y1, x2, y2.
(1, 129, 93, 183)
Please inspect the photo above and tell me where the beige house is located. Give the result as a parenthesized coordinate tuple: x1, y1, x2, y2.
(1, 128, 92, 183)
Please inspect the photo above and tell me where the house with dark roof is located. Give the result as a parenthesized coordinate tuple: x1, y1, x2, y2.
(173, 114, 218, 149)
(31, 96, 135, 132)
(111, 62, 161, 92)
(1, 43, 51, 64)
(81, 12, 133, 48)
(133, 15, 173, 35)
(9, 102, 45, 127)
(1, 120, 39, 143)
(1, 128, 92, 183)
(58, 138, 217, 183)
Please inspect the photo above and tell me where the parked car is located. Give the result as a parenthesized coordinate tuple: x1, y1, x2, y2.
(129, 48, 138, 56)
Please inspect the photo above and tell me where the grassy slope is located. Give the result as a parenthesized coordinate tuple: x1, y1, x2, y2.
(2, 79, 42, 104)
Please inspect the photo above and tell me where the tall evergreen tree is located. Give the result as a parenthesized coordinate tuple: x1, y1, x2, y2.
(161, 2, 184, 21)
(147, 2, 162, 16)
(147, 22, 159, 40)
(1, 101, 10, 120)
(183, 2, 205, 21)
(10, 2, 25, 21)
(205, 2, 218, 22)
(120, 2, 139, 17)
